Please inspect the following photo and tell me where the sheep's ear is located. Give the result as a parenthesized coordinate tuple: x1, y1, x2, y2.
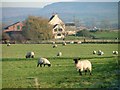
(78, 58, 81, 60)
(73, 58, 77, 60)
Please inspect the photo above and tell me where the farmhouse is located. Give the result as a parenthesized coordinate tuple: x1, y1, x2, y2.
(49, 14, 66, 39)
(3, 22, 24, 33)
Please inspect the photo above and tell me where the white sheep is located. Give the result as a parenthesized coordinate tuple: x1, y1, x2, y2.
(70, 41, 74, 44)
(98, 50, 104, 55)
(7, 43, 11, 46)
(77, 41, 82, 44)
(37, 57, 51, 67)
(53, 44, 57, 48)
(26, 51, 35, 58)
(113, 51, 118, 55)
(52, 41, 55, 44)
(62, 41, 67, 46)
(93, 50, 96, 54)
(73, 58, 92, 75)
(57, 52, 62, 56)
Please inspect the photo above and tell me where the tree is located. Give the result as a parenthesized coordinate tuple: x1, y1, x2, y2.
(22, 16, 53, 41)
(2, 32, 11, 40)
(76, 29, 91, 37)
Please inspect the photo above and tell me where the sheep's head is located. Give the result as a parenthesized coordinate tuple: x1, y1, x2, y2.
(73, 58, 81, 64)
(73, 59, 78, 64)
(48, 64, 51, 67)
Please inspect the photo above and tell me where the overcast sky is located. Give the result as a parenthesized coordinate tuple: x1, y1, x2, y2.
(1, 0, 119, 8)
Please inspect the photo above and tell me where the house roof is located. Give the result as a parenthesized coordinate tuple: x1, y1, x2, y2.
(48, 14, 64, 26)
(4, 22, 22, 29)
(49, 14, 55, 22)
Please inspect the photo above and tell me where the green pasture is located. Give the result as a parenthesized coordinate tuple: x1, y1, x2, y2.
(1, 44, 119, 88)
(65, 30, 119, 40)
(2, 44, 119, 58)
(90, 30, 118, 39)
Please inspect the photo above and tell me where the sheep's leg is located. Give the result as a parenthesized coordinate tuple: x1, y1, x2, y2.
(40, 64, 42, 67)
(31, 56, 34, 58)
(44, 64, 45, 67)
(28, 55, 30, 58)
(85, 70, 87, 75)
(90, 72, 92, 75)
(89, 70, 92, 75)
(37, 63, 39, 67)
(79, 69, 82, 76)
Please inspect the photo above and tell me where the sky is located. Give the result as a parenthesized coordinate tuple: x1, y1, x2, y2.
(1, 0, 120, 8)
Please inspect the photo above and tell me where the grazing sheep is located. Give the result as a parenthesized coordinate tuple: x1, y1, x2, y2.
(7, 43, 11, 46)
(98, 50, 104, 55)
(77, 41, 82, 44)
(73, 58, 92, 75)
(93, 50, 96, 54)
(53, 44, 57, 48)
(57, 52, 62, 56)
(52, 41, 55, 44)
(26, 51, 35, 58)
(62, 41, 67, 46)
(113, 51, 118, 55)
(37, 57, 51, 67)
(70, 41, 74, 44)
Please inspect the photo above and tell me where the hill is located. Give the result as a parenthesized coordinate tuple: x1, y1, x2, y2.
(2, 2, 118, 28)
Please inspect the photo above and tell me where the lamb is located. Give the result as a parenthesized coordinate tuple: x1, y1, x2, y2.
(26, 51, 35, 58)
(113, 51, 118, 55)
(37, 57, 51, 67)
(57, 52, 62, 56)
(53, 44, 57, 48)
(73, 58, 92, 75)
(93, 50, 96, 54)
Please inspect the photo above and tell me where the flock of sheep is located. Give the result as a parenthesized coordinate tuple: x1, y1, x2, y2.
(93, 50, 118, 55)
(7, 42, 118, 76)
(26, 51, 92, 75)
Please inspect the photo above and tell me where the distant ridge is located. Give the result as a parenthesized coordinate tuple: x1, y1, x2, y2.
(2, 2, 118, 28)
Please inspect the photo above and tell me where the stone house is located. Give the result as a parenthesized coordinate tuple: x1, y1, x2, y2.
(48, 14, 66, 39)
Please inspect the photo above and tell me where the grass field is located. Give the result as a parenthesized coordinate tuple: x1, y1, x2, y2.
(65, 30, 119, 40)
(2, 44, 119, 88)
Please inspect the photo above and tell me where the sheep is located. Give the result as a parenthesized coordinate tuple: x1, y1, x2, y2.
(98, 50, 104, 55)
(7, 43, 11, 46)
(70, 41, 74, 44)
(37, 57, 51, 67)
(52, 41, 55, 44)
(53, 44, 57, 48)
(73, 58, 92, 76)
(77, 41, 82, 44)
(57, 52, 62, 56)
(93, 50, 96, 54)
(113, 51, 118, 55)
(62, 41, 67, 46)
(26, 51, 35, 58)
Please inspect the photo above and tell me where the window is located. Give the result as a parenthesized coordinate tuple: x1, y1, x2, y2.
(17, 25, 20, 30)
(57, 33, 61, 36)
(54, 29, 57, 32)
(58, 28, 62, 32)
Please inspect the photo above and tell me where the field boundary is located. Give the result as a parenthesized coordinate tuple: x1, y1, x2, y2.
(1, 56, 118, 61)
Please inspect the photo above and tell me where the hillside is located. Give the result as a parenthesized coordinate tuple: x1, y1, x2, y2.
(2, 2, 118, 28)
